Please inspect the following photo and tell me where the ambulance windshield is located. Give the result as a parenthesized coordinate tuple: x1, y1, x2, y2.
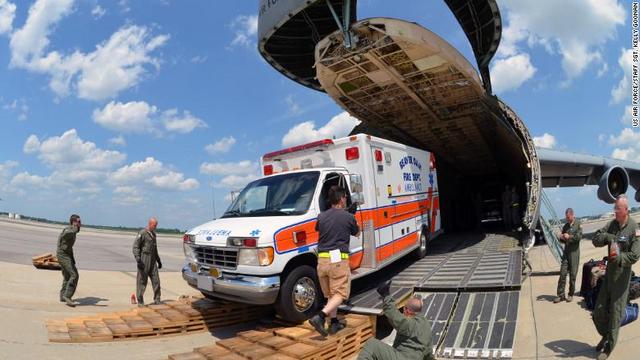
(222, 171, 320, 218)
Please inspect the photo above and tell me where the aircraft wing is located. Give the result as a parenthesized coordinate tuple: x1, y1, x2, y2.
(537, 148, 640, 202)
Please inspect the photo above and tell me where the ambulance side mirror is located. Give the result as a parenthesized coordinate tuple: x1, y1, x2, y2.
(349, 174, 364, 205)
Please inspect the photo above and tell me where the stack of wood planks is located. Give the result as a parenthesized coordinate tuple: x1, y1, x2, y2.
(32, 253, 61, 270)
(45, 297, 272, 343)
(167, 313, 376, 360)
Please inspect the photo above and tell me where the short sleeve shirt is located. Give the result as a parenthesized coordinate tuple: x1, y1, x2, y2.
(316, 207, 359, 253)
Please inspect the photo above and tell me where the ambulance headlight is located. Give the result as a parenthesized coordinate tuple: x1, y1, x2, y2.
(238, 247, 274, 266)
(183, 243, 196, 262)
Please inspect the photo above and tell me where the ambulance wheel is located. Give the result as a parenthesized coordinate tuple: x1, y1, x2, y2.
(414, 230, 429, 259)
(275, 265, 321, 323)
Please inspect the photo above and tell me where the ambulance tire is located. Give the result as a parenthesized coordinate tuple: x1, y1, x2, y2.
(275, 265, 321, 323)
(413, 229, 429, 259)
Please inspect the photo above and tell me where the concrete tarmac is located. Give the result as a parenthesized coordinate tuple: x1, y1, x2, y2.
(514, 238, 640, 359)
(2, 218, 640, 359)
(0, 218, 186, 272)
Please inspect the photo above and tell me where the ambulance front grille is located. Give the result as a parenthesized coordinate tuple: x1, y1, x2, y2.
(194, 246, 238, 269)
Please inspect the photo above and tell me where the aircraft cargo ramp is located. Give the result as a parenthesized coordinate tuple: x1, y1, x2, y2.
(342, 232, 523, 358)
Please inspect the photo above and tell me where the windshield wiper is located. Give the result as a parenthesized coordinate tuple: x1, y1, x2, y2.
(221, 210, 242, 218)
(247, 208, 289, 216)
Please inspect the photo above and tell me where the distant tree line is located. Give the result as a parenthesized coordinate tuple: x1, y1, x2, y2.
(0, 212, 183, 234)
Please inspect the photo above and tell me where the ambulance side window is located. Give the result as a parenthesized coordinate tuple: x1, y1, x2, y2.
(318, 173, 352, 212)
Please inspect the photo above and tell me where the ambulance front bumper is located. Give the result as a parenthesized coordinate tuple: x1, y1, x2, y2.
(182, 265, 280, 305)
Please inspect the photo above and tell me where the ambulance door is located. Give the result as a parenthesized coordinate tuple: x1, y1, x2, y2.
(370, 146, 394, 266)
(317, 171, 363, 269)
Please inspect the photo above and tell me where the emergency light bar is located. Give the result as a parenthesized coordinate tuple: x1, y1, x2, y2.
(263, 139, 334, 160)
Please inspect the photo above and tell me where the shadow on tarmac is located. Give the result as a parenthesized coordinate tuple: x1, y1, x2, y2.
(74, 297, 109, 307)
(536, 294, 559, 303)
(544, 339, 597, 359)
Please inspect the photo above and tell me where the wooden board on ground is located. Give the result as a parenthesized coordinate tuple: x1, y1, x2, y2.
(32, 252, 61, 270)
(167, 313, 376, 360)
(45, 296, 271, 343)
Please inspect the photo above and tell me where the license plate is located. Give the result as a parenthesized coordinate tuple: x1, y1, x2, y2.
(197, 275, 213, 292)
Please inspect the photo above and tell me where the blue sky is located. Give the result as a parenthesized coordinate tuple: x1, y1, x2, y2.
(0, 0, 635, 229)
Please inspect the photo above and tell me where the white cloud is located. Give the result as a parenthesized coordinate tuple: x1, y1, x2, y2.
(108, 135, 126, 147)
(190, 55, 207, 63)
(229, 14, 257, 48)
(9, 0, 169, 101)
(0, 160, 18, 188)
(23, 134, 40, 153)
(205, 136, 236, 154)
(285, 95, 302, 116)
(490, 53, 536, 93)
(161, 109, 207, 133)
(608, 128, 640, 146)
(0, 0, 16, 35)
(76, 26, 169, 100)
(498, 0, 626, 81)
(598, 134, 607, 144)
(109, 157, 163, 184)
(118, 0, 130, 13)
(620, 105, 634, 125)
(200, 160, 257, 176)
(110, 156, 199, 192)
(282, 112, 360, 147)
(597, 62, 609, 78)
(91, 5, 106, 19)
(93, 101, 205, 134)
(607, 128, 640, 162)
(533, 133, 556, 149)
(3, 98, 29, 121)
(24, 129, 126, 170)
(93, 101, 156, 133)
(149, 171, 199, 191)
(10, 171, 48, 188)
(217, 174, 259, 189)
(611, 48, 632, 104)
(112, 185, 143, 204)
(612, 147, 638, 161)
(113, 185, 137, 194)
(9, 0, 74, 66)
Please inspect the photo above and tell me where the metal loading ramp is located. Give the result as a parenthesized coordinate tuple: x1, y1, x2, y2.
(341, 232, 523, 359)
(342, 232, 522, 315)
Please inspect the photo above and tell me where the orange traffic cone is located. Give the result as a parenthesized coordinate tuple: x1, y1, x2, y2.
(131, 293, 137, 304)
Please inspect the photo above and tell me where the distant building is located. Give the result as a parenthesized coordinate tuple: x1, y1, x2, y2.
(600, 211, 614, 219)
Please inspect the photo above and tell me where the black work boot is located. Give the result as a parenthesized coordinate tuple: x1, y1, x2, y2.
(308, 313, 328, 337)
(63, 297, 75, 307)
(597, 342, 611, 360)
(328, 318, 345, 335)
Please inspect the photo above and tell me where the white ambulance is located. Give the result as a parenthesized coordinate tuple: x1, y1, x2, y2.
(182, 133, 441, 321)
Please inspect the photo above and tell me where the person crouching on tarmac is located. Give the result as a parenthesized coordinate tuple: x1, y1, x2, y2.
(592, 195, 640, 360)
(133, 217, 163, 307)
(309, 185, 360, 337)
(57, 214, 81, 307)
(357, 280, 434, 360)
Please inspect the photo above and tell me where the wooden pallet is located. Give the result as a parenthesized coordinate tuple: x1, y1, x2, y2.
(32, 253, 61, 270)
(167, 313, 376, 360)
(46, 297, 272, 343)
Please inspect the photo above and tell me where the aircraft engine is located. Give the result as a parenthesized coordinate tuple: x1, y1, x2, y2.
(597, 166, 629, 204)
